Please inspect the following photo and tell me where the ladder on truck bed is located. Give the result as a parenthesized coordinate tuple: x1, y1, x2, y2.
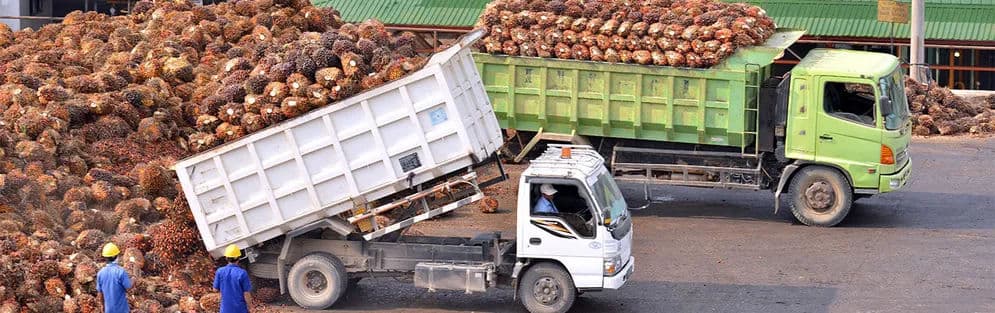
(347, 158, 506, 241)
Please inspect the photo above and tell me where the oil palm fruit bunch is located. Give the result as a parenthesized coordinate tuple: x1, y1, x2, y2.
(474, 0, 777, 68)
(0, 0, 437, 310)
(903, 77, 994, 136)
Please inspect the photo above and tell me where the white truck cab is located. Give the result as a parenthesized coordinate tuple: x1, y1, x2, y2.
(514, 145, 635, 312)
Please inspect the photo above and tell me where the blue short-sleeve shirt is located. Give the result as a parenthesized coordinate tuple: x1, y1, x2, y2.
(213, 264, 253, 313)
(533, 197, 559, 214)
(96, 261, 132, 313)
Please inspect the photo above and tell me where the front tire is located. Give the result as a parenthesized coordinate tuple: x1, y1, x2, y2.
(287, 253, 348, 310)
(788, 166, 853, 227)
(518, 263, 577, 313)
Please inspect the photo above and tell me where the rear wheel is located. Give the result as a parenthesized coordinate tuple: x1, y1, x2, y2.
(518, 263, 576, 313)
(287, 253, 348, 309)
(788, 166, 853, 227)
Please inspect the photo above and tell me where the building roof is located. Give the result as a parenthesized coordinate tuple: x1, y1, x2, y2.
(731, 0, 995, 42)
(792, 49, 900, 78)
(313, 0, 489, 27)
(312, 0, 995, 42)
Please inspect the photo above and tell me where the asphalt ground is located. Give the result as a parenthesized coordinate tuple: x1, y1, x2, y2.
(269, 137, 995, 313)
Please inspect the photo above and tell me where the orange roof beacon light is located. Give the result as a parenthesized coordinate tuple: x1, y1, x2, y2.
(560, 147, 572, 159)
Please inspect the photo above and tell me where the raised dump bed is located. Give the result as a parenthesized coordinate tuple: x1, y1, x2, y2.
(174, 32, 502, 257)
(474, 30, 803, 149)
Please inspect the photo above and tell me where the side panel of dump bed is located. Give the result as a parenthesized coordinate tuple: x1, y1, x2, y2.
(174, 39, 502, 257)
(474, 30, 804, 150)
(476, 53, 756, 148)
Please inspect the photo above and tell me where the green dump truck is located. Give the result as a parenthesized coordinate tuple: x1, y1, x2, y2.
(474, 30, 912, 226)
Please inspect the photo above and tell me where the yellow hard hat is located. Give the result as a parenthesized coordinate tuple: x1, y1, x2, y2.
(224, 244, 241, 258)
(101, 243, 120, 258)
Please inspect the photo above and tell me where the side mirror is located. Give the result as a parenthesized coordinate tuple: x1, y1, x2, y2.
(880, 95, 894, 116)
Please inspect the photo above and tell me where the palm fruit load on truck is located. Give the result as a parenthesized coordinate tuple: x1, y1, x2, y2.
(0, 0, 453, 311)
(474, 0, 777, 68)
(472, 0, 784, 150)
(174, 29, 501, 261)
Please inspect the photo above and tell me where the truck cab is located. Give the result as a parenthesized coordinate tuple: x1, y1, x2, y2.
(515, 145, 634, 311)
(775, 49, 913, 225)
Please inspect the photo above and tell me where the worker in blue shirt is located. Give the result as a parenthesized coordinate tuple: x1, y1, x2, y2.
(213, 244, 253, 313)
(533, 184, 559, 214)
(96, 243, 132, 313)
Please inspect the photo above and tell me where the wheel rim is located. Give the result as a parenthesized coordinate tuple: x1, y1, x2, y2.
(302, 270, 329, 296)
(532, 276, 562, 306)
(803, 181, 836, 213)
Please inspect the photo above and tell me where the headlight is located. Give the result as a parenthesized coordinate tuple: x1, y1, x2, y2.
(890, 179, 900, 189)
(604, 255, 622, 276)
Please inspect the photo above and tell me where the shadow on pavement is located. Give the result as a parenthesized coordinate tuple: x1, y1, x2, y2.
(286, 279, 837, 313)
(570, 280, 837, 313)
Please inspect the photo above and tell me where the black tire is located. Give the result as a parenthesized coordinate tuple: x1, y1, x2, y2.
(518, 263, 577, 313)
(788, 166, 853, 227)
(287, 253, 348, 310)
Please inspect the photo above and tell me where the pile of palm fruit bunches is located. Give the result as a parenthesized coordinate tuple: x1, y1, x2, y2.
(905, 78, 995, 136)
(474, 0, 777, 68)
(0, 0, 430, 311)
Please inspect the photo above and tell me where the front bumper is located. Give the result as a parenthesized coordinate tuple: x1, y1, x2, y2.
(878, 158, 911, 193)
(603, 256, 634, 289)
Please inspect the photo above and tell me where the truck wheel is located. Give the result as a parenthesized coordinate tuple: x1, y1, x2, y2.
(287, 253, 348, 310)
(518, 263, 576, 313)
(788, 166, 853, 227)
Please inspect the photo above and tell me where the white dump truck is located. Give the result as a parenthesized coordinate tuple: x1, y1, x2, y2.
(175, 30, 634, 313)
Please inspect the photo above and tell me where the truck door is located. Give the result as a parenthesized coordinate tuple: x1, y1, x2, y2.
(784, 77, 815, 160)
(518, 178, 605, 288)
(814, 78, 882, 188)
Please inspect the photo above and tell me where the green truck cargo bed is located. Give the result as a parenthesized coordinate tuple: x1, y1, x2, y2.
(475, 30, 804, 149)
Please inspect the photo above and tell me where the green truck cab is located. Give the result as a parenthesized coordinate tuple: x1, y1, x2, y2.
(474, 30, 912, 226)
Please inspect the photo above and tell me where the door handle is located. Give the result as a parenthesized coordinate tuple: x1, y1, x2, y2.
(529, 238, 541, 245)
(819, 134, 834, 141)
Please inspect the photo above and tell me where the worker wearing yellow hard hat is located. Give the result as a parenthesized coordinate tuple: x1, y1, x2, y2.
(96, 243, 133, 313)
(213, 244, 253, 313)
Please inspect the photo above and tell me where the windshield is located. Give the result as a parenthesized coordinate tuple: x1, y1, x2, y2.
(590, 171, 627, 225)
(879, 70, 910, 130)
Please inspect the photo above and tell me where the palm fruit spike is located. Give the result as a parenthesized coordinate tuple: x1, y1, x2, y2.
(218, 102, 245, 125)
(286, 73, 311, 97)
(280, 97, 311, 118)
(189, 132, 219, 153)
(260, 103, 285, 125)
(263, 82, 289, 104)
(330, 78, 359, 100)
(340, 52, 368, 78)
(360, 73, 386, 90)
(240, 112, 265, 133)
(215, 122, 246, 142)
(243, 94, 262, 113)
(315, 67, 343, 89)
(307, 83, 330, 108)
(243, 75, 269, 95)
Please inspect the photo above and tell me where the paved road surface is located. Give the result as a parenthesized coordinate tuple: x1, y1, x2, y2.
(269, 137, 995, 313)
